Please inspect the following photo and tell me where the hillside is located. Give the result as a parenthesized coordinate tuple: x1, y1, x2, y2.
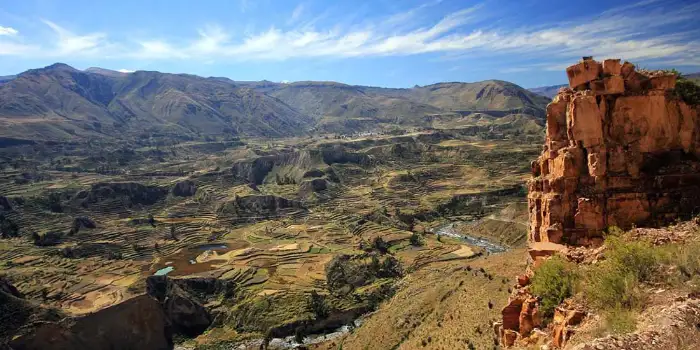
(0, 64, 549, 142)
(0, 64, 313, 141)
(686, 72, 700, 84)
(528, 84, 567, 99)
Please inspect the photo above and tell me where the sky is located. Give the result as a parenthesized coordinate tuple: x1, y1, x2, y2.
(0, 0, 698, 88)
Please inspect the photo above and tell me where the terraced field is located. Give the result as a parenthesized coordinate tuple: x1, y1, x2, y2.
(0, 129, 536, 346)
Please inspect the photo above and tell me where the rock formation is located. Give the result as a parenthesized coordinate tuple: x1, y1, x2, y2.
(531, 57, 700, 255)
(172, 179, 197, 197)
(496, 57, 700, 347)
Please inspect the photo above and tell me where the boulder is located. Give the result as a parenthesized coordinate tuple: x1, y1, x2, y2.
(172, 180, 197, 197)
(566, 58, 602, 88)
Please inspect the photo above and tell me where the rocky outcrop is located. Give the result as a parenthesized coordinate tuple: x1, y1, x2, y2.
(498, 58, 700, 348)
(172, 179, 197, 197)
(146, 275, 226, 337)
(1, 277, 66, 346)
(73, 216, 97, 230)
(76, 182, 169, 207)
(218, 195, 305, 220)
(531, 58, 700, 252)
(299, 178, 330, 197)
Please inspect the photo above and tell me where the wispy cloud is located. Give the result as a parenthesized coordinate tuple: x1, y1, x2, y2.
(42, 20, 109, 56)
(288, 3, 305, 25)
(117, 68, 134, 73)
(1, 0, 699, 69)
(0, 26, 18, 36)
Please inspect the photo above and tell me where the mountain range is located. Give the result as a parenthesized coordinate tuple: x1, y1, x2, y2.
(0, 64, 550, 142)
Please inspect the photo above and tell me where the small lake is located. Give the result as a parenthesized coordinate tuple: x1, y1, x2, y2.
(434, 222, 507, 253)
(154, 266, 175, 276)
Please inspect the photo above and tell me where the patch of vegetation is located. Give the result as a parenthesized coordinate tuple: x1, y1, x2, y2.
(0, 214, 19, 238)
(307, 291, 329, 320)
(530, 256, 577, 318)
(584, 236, 659, 309)
(673, 77, 700, 106)
(409, 232, 425, 247)
(325, 254, 403, 296)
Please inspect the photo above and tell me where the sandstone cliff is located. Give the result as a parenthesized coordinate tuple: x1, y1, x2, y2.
(496, 57, 700, 347)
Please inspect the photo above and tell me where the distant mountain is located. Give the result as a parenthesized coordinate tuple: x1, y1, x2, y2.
(528, 84, 567, 99)
(0, 63, 313, 141)
(0, 75, 15, 86)
(84, 67, 130, 78)
(0, 63, 549, 142)
(685, 72, 700, 85)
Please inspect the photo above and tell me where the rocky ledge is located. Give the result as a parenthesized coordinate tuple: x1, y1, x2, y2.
(495, 57, 700, 347)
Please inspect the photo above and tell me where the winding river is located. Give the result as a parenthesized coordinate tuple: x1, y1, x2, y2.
(433, 221, 508, 253)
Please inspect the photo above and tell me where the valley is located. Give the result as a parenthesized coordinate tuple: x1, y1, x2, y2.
(0, 64, 543, 349)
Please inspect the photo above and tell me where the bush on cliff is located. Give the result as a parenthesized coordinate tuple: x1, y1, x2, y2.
(530, 256, 577, 318)
(584, 237, 659, 309)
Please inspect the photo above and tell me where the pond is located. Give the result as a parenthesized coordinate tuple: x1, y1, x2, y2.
(154, 266, 175, 276)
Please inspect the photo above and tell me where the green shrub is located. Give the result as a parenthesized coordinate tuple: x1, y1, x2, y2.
(409, 232, 425, 247)
(603, 308, 636, 334)
(605, 237, 660, 282)
(663, 242, 700, 279)
(530, 256, 577, 318)
(584, 263, 643, 309)
(675, 79, 700, 106)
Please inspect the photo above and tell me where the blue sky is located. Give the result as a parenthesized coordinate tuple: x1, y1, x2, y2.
(0, 0, 698, 88)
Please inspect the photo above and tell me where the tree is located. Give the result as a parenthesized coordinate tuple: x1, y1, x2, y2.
(409, 232, 425, 247)
(148, 214, 156, 227)
(0, 214, 19, 238)
(170, 225, 179, 241)
(372, 237, 390, 254)
(308, 290, 329, 320)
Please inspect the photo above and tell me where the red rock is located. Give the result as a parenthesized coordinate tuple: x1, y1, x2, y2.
(574, 197, 605, 230)
(519, 297, 541, 336)
(603, 59, 622, 75)
(621, 61, 636, 78)
(500, 57, 700, 347)
(650, 74, 677, 90)
(517, 274, 530, 287)
(566, 60, 602, 88)
(502, 329, 519, 347)
(528, 241, 567, 261)
(568, 95, 603, 147)
(604, 75, 625, 94)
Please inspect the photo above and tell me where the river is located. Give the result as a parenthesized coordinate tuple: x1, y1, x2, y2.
(433, 221, 507, 253)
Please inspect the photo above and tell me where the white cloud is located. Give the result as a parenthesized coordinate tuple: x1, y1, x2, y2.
(0, 26, 18, 36)
(117, 68, 134, 73)
(0, 0, 698, 71)
(42, 20, 108, 56)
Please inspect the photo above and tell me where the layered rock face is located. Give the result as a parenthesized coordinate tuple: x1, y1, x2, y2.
(497, 58, 700, 348)
(529, 58, 700, 254)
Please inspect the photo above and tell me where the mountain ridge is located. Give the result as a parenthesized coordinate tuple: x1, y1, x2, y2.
(0, 63, 550, 142)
